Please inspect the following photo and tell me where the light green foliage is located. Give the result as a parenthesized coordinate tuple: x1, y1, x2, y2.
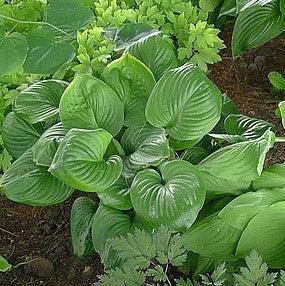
(0, 256, 11, 272)
(269, 71, 285, 90)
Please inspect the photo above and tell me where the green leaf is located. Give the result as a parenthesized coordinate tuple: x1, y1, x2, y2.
(130, 160, 206, 231)
(146, 64, 222, 141)
(281, 0, 285, 15)
(236, 201, 285, 268)
(2, 112, 43, 159)
(15, 80, 68, 124)
(71, 197, 98, 258)
(219, 0, 237, 17)
(50, 128, 123, 192)
(1, 150, 73, 206)
(232, 1, 285, 57)
(211, 114, 274, 143)
(59, 75, 124, 136)
(46, 0, 93, 33)
(181, 147, 209, 165)
(23, 28, 75, 74)
(237, 0, 274, 12)
(269, 71, 285, 90)
(0, 256, 11, 272)
(121, 124, 170, 177)
(182, 213, 242, 259)
(97, 176, 132, 210)
(32, 123, 68, 167)
(0, 31, 27, 75)
(102, 54, 156, 127)
(278, 101, 285, 129)
(199, 130, 275, 181)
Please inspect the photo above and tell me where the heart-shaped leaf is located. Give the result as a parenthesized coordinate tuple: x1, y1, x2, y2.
(0, 31, 27, 75)
(15, 80, 68, 124)
(59, 75, 124, 136)
(1, 150, 73, 206)
(23, 28, 75, 74)
(98, 176, 132, 210)
(2, 112, 43, 159)
(71, 197, 98, 258)
(121, 124, 171, 177)
(50, 129, 123, 192)
(232, 1, 285, 57)
(32, 123, 69, 167)
(130, 160, 206, 231)
(102, 54, 156, 127)
(146, 64, 223, 141)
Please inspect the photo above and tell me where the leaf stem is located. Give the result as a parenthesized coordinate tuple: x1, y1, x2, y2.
(275, 137, 285, 143)
(164, 263, 173, 286)
(0, 14, 74, 39)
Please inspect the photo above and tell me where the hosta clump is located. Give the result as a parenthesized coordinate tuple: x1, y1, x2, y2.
(1, 36, 284, 273)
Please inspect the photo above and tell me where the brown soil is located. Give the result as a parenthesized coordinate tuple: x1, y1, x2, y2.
(1, 32, 285, 286)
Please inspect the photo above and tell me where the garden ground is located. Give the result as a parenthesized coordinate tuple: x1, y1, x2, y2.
(1, 32, 285, 286)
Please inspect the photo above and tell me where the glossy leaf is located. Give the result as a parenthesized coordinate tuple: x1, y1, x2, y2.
(15, 80, 68, 124)
(199, 130, 275, 181)
(50, 129, 123, 192)
(102, 54, 156, 127)
(1, 150, 73, 206)
(121, 125, 170, 177)
(130, 160, 206, 231)
(146, 64, 223, 141)
(59, 75, 124, 136)
(232, 1, 285, 57)
(97, 177, 132, 210)
(32, 123, 68, 167)
(0, 31, 27, 75)
(46, 0, 93, 33)
(71, 197, 98, 258)
(23, 28, 75, 74)
(2, 112, 43, 159)
(269, 71, 285, 90)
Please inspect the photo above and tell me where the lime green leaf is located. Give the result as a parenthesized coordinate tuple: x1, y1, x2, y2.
(146, 65, 222, 141)
(232, 1, 285, 57)
(50, 129, 123, 192)
(46, 0, 93, 33)
(130, 160, 206, 231)
(71, 197, 98, 258)
(23, 28, 75, 74)
(59, 75, 124, 136)
(252, 163, 285, 190)
(236, 201, 285, 268)
(1, 150, 73, 206)
(15, 80, 68, 124)
(121, 125, 170, 177)
(102, 54, 156, 127)
(199, 130, 275, 181)
(2, 112, 43, 159)
(97, 176, 132, 210)
(0, 31, 27, 75)
(269, 71, 285, 90)
(32, 123, 68, 167)
(0, 256, 11, 272)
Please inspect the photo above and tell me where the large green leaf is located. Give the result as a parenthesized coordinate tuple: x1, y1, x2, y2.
(102, 54, 156, 127)
(269, 71, 285, 90)
(59, 75, 124, 136)
(121, 125, 170, 177)
(281, 0, 285, 15)
(1, 150, 73, 206)
(50, 129, 123, 192)
(116, 23, 177, 79)
(232, 1, 285, 57)
(97, 176, 132, 210)
(32, 123, 68, 167)
(23, 28, 75, 74)
(211, 114, 274, 143)
(236, 201, 285, 268)
(130, 160, 206, 231)
(0, 31, 27, 75)
(71, 197, 98, 258)
(237, 0, 274, 11)
(0, 256, 12, 272)
(146, 65, 223, 141)
(15, 80, 68, 124)
(2, 112, 43, 159)
(219, 0, 237, 17)
(252, 164, 285, 190)
(45, 0, 93, 33)
(198, 130, 275, 181)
